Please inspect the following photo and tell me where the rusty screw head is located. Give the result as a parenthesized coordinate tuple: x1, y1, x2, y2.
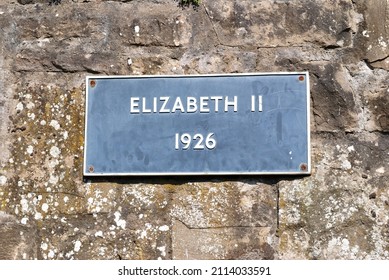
(300, 163, 308, 172)
(88, 165, 95, 173)
(90, 80, 96, 88)
(298, 75, 305, 82)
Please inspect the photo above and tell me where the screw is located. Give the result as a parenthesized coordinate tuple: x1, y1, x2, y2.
(298, 75, 305, 82)
(300, 163, 308, 171)
(88, 165, 95, 173)
(90, 80, 96, 88)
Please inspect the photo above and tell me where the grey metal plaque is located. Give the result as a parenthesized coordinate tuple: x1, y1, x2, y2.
(84, 73, 310, 176)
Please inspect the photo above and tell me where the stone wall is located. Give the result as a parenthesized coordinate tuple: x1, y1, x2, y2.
(0, 0, 388, 259)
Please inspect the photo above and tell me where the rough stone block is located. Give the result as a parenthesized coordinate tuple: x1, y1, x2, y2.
(204, 0, 356, 48)
(172, 220, 275, 260)
(171, 182, 277, 228)
(0, 212, 38, 259)
(308, 63, 359, 132)
(278, 134, 389, 259)
(361, 0, 389, 69)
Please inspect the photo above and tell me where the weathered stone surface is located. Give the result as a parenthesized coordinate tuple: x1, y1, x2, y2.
(0, 0, 388, 260)
(358, 0, 389, 69)
(171, 182, 277, 228)
(170, 182, 277, 259)
(0, 58, 10, 167)
(279, 134, 389, 259)
(205, 0, 358, 48)
(172, 220, 274, 260)
(0, 212, 38, 259)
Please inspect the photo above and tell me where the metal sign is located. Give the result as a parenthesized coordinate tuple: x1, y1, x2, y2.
(84, 73, 310, 176)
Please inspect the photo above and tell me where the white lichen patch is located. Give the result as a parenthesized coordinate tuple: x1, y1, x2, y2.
(326, 237, 360, 259)
(95, 231, 104, 238)
(74, 240, 82, 252)
(171, 199, 207, 228)
(49, 174, 59, 184)
(341, 160, 352, 170)
(378, 36, 388, 49)
(126, 187, 156, 207)
(27, 112, 35, 120)
(324, 195, 359, 229)
(34, 212, 42, 220)
(279, 206, 301, 225)
(362, 30, 370, 37)
(134, 25, 140, 36)
(137, 223, 153, 239)
(375, 167, 385, 174)
(49, 146, 61, 158)
(16, 102, 24, 111)
(114, 211, 126, 229)
(98, 247, 107, 256)
(41, 242, 48, 251)
(85, 189, 114, 213)
(158, 225, 169, 232)
(341, 238, 349, 251)
(0, 175, 7, 186)
(41, 203, 49, 213)
(48, 159, 59, 168)
(48, 250, 55, 259)
(26, 145, 34, 154)
(65, 251, 74, 259)
(26, 101, 34, 109)
(20, 198, 29, 212)
(49, 120, 60, 130)
(157, 246, 166, 257)
(334, 145, 356, 171)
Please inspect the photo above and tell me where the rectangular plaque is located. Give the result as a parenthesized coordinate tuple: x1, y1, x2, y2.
(84, 73, 310, 176)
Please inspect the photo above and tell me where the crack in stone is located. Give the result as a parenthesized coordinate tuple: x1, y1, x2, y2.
(202, 3, 222, 47)
(368, 55, 389, 64)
